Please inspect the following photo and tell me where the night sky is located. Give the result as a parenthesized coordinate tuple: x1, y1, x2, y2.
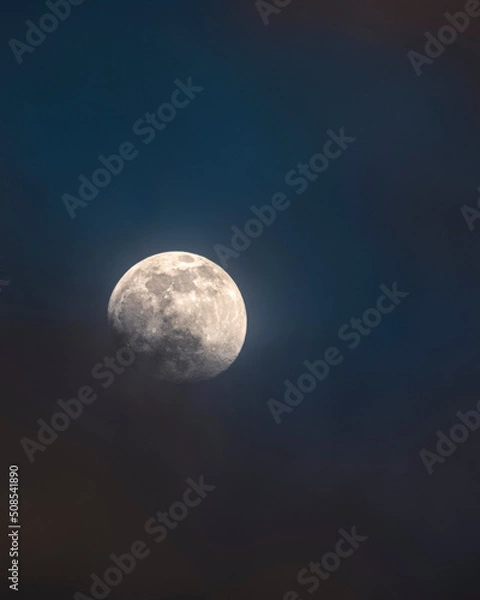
(2, 0, 480, 598)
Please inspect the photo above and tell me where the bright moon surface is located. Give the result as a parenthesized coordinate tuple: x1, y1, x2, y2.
(107, 252, 247, 382)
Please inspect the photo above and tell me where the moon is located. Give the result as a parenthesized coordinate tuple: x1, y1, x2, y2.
(107, 252, 247, 383)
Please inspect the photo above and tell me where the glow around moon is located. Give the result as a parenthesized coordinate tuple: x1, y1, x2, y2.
(107, 252, 247, 382)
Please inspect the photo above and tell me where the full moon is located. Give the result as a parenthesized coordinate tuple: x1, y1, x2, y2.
(107, 252, 247, 382)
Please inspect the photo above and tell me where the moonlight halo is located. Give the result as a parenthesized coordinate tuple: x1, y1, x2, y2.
(107, 252, 247, 383)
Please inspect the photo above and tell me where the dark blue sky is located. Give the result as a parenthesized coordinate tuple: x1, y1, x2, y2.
(2, 1, 480, 598)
